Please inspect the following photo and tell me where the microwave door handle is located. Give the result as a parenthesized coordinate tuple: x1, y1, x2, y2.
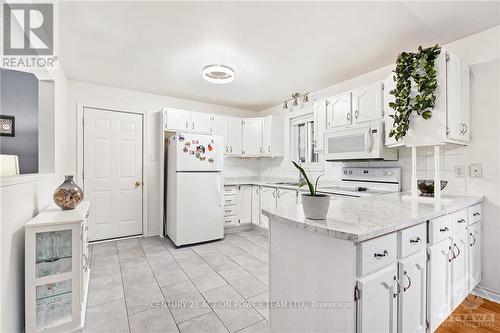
(365, 128, 372, 153)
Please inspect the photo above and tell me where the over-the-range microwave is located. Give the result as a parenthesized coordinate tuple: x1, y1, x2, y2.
(323, 120, 398, 161)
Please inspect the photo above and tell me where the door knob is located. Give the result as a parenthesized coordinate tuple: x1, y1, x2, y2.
(135, 181, 141, 187)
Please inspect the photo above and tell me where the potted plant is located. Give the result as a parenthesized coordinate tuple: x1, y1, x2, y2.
(292, 161, 330, 220)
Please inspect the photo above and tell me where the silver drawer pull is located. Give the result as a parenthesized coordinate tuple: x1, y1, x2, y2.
(374, 250, 388, 258)
(403, 270, 412, 292)
(439, 227, 449, 232)
(473, 212, 480, 217)
(393, 276, 401, 298)
(409, 237, 421, 243)
(457, 219, 466, 224)
(469, 233, 477, 247)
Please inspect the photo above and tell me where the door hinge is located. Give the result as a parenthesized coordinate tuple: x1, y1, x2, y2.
(425, 320, 430, 330)
(82, 170, 84, 180)
(445, 53, 450, 61)
(82, 117, 84, 127)
(354, 285, 360, 301)
(381, 82, 385, 90)
(427, 252, 431, 261)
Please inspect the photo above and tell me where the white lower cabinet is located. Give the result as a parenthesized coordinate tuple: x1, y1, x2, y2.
(357, 264, 398, 333)
(451, 229, 469, 308)
(468, 221, 481, 292)
(251, 186, 261, 226)
(398, 250, 427, 333)
(427, 238, 452, 332)
(260, 187, 276, 229)
(238, 185, 252, 225)
(276, 188, 297, 208)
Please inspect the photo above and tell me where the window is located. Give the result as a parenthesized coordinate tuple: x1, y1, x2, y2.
(290, 114, 322, 170)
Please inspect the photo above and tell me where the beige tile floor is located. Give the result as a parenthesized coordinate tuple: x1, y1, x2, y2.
(85, 230, 271, 333)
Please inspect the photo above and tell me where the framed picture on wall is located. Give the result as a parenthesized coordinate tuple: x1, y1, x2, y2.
(0, 115, 15, 137)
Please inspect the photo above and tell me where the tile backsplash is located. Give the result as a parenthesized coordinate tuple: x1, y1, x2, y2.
(226, 144, 469, 195)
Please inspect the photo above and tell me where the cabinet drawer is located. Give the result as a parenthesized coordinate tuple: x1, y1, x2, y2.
(224, 216, 237, 226)
(398, 223, 427, 258)
(223, 206, 236, 217)
(468, 204, 482, 224)
(428, 214, 452, 244)
(223, 195, 236, 206)
(358, 232, 397, 276)
(450, 209, 468, 233)
(224, 186, 239, 195)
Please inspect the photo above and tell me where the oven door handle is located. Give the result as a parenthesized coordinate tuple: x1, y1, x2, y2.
(365, 128, 372, 153)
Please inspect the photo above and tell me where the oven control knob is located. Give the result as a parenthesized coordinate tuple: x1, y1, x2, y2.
(388, 171, 393, 176)
(383, 171, 387, 176)
(349, 170, 353, 175)
(344, 170, 348, 175)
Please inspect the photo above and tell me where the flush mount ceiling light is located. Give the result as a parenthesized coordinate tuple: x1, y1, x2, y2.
(202, 64, 235, 84)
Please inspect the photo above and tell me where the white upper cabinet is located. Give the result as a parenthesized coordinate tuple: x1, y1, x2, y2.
(352, 82, 383, 124)
(211, 115, 228, 149)
(383, 50, 470, 147)
(226, 117, 242, 156)
(242, 118, 263, 156)
(165, 108, 191, 131)
(327, 92, 352, 128)
(313, 99, 328, 152)
(190, 111, 212, 133)
(446, 54, 470, 142)
(262, 115, 285, 157)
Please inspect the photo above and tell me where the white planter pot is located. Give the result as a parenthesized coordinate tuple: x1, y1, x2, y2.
(301, 194, 330, 220)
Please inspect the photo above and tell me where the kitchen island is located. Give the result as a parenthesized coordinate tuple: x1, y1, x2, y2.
(263, 193, 483, 333)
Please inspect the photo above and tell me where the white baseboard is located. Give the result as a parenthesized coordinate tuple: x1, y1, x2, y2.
(472, 284, 500, 304)
(224, 224, 253, 234)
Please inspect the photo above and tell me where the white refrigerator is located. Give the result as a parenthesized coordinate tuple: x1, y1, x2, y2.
(166, 133, 224, 246)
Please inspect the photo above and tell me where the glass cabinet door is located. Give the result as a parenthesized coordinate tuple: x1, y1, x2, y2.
(35, 230, 72, 277)
(35, 280, 73, 330)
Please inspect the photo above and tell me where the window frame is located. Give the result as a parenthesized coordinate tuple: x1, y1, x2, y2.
(289, 113, 324, 172)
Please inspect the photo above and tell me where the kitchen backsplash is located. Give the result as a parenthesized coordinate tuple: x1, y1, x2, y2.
(252, 145, 468, 194)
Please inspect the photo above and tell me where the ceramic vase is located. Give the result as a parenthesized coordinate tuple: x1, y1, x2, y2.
(301, 194, 330, 220)
(53, 175, 83, 210)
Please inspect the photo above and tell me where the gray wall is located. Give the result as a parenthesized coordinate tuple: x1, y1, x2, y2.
(0, 69, 39, 174)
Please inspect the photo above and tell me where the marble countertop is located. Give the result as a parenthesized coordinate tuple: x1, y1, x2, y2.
(263, 193, 483, 243)
(223, 177, 339, 192)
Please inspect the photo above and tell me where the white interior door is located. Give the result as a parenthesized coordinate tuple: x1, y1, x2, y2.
(84, 108, 143, 241)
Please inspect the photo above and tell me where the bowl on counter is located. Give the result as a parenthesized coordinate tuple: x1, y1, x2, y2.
(417, 179, 448, 197)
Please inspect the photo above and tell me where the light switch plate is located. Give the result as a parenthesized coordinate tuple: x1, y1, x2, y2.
(454, 166, 465, 178)
(470, 163, 483, 178)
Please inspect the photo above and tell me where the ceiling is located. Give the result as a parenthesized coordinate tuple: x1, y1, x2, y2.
(59, 1, 500, 111)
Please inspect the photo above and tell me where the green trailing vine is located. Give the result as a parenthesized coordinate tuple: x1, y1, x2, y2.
(389, 45, 441, 141)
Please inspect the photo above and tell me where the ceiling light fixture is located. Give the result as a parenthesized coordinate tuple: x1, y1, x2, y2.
(282, 92, 311, 110)
(202, 64, 235, 84)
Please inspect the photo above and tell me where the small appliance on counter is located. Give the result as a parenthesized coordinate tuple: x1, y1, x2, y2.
(166, 133, 224, 246)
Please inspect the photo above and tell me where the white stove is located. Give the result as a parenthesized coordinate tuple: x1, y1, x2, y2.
(317, 167, 401, 198)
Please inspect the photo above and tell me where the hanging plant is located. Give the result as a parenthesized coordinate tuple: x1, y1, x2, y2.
(388, 45, 441, 141)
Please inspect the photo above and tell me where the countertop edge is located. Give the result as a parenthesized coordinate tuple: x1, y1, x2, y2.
(263, 195, 484, 243)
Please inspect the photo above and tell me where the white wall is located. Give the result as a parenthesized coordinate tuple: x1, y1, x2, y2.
(258, 26, 500, 295)
(67, 81, 259, 236)
(0, 66, 70, 333)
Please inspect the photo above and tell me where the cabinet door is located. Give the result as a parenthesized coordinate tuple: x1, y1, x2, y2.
(226, 118, 242, 156)
(468, 222, 481, 292)
(242, 118, 263, 156)
(427, 239, 453, 332)
(259, 187, 276, 229)
(451, 229, 469, 308)
(313, 99, 328, 152)
(383, 75, 398, 147)
(190, 112, 212, 133)
(398, 250, 426, 333)
(353, 82, 383, 124)
(357, 264, 397, 333)
(251, 186, 261, 226)
(211, 115, 228, 151)
(447, 54, 470, 142)
(262, 116, 272, 155)
(166, 109, 190, 131)
(276, 189, 297, 208)
(328, 92, 352, 128)
(237, 185, 252, 225)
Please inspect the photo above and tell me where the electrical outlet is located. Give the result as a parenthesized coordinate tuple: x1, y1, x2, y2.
(454, 165, 465, 178)
(470, 163, 483, 178)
